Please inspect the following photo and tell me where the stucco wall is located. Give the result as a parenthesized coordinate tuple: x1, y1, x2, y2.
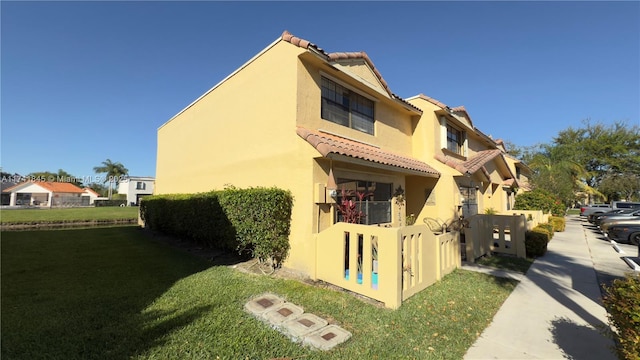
(156, 40, 323, 275)
(295, 55, 416, 157)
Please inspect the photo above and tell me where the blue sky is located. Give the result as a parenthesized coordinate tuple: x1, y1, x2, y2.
(2, 1, 638, 184)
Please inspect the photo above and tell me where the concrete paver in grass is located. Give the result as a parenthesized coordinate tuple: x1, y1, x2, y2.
(263, 303, 304, 325)
(244, 292, 284, 315)
(245, 293, 352, 351)
(281, 313, 328, 340)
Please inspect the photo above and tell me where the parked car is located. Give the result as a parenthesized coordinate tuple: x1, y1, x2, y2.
(605, 221, 640, 246)
(580, 204, 611, 217)
(593, 208, 638, 227)
(610, 201, 640, 210)
(599, 211, 640, 233)
(589, 208, 629, 224)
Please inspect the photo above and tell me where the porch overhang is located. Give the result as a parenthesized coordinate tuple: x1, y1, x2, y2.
(297, 127, 440, 178)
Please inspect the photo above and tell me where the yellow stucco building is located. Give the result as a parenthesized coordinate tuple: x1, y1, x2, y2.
(155, 31, 530, 293)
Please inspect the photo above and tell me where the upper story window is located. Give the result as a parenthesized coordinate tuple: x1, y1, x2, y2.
(516, 167, 522, 180)
(446, 124, 464, 155)
(321, 77, 375, 135)
(136, 182, 146, 190)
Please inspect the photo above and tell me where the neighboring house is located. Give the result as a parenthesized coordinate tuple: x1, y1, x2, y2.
(3, 181, 86, 207)
(1, 180, 19, 206)
(117, 176, 155, 205)
(154, 31, 531, 293)
(82, 187, 105, 205)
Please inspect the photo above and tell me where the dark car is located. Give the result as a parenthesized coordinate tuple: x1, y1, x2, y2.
(589, 208, 629, 224)
(606, 222, 640, 246)
(601, 215, 640, 234)
(593, 208, 638, 227)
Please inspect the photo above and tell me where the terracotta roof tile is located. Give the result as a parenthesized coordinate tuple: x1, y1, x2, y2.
(5, 181, 85, 193)
(281, 31, 421, 113)
(435, 150, 503, 176)
(297, 127, 440, 176)
(83, 187, 101, 196)
(37, 181, 85, 193)
(415, 94, 450, 110)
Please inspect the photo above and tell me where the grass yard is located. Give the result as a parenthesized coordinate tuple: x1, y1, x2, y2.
(1, 227, 517, 359)
(0, 206, 139, 224)
(476, 254, 535, 274)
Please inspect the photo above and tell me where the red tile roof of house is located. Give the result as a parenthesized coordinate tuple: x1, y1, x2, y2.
(4, 181, 85, 193)
(297, 127, 440, 177)
(435, 150, 503, 179)
(34, 181, 85, 193)
(415, 94, 450, 110)
(83, 187, 101, 196)
(281, 31, 421, 113)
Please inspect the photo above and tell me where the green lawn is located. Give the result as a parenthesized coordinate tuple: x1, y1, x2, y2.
(1, 227, 517, 359)
(476, 254, 535, 274)
(0, 206, 139, 224)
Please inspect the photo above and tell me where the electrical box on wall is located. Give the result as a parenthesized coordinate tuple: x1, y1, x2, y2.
(315, 183, 336, 204)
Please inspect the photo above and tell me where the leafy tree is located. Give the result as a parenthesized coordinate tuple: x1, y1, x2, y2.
(85, 182, 109, 197)
(511, 119, 639, 204)
(599, 173, 640, 201)
(514, 188, 565, 216)
(93, 159, 129, 199)
(26, 169, 83, 187)
(526, 144, 592, 207)
(554, 119, 640, 190)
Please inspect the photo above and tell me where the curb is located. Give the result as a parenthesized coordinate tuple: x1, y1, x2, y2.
(611, 240, 640, 272)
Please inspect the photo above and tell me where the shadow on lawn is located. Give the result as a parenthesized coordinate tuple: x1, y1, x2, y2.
(0, 226, 241, 360)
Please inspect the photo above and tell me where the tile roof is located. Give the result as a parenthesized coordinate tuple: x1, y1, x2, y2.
(4, 181, 85, 193)
(451, 105, 474, 125)
(415, 94, 450, 110)
(35, 181, 85, 193)
(413, 95, 481, 129)
(83, 187, 101, 196)
(281, 31, 421, 113)
(296, 127, 440, 177)
(435, 150, 503, 178)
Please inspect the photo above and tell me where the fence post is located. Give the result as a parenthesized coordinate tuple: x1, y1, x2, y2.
(515, 215, 527, 258)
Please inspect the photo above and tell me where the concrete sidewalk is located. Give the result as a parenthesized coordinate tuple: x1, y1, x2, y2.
(464, 216, 617, 359)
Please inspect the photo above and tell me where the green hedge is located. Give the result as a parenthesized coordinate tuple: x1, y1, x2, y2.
(603, 274, 640, 360)
(525, 226, 551, 257)
(140, 187, 293, 266)
(95, 199, 127, 207)
(514, 189, 565, 216)
(549, 216, 566, 232)
(537, 223, 554, 239)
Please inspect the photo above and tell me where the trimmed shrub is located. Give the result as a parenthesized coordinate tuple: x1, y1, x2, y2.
(140, 187, 293, 266)
(602, 274, 640, 360)
(538, 223, 554, 239)
(549, 216, 566, 232)
(525, 226, 550, 257)
(514, 189, 565, 217)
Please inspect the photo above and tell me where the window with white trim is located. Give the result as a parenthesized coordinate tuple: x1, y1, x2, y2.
(321, 77, 375, 135)
(446, 123, 464, 155)
(136, 182, 146, 190)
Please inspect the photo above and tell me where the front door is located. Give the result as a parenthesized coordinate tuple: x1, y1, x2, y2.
(460, 186, 478, 218)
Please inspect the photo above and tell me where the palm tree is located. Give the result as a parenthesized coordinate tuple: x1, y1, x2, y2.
(527, 145, 597, 206)
(93, 159, 129, 199)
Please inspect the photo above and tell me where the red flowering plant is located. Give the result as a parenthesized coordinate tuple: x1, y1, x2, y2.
(335, 187, 371, 224)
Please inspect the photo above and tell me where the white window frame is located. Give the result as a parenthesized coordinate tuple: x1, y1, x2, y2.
(320, 74, 376, 135)
(440, 116, 467, 156)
